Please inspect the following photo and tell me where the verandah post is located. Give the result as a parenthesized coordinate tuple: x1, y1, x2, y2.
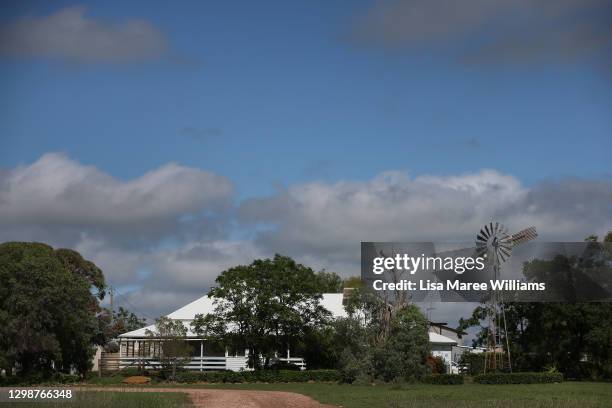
(200, 340, 203, 372)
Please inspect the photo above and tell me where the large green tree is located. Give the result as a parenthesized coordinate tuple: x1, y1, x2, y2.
(336, 288, 431, 383)
(0, 242, 105, 377)
(191, 254, 331, 368)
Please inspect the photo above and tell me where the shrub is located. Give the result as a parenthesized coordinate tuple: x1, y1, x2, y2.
(458, 352, 486, 376)
(426, 355, 447, 374)
(0, 372, 80, 386)
(175, 369, 340, 383)
(268, 361, 301, 371)
(53, 373, 80, 384)
(422, 374, 464, 385)
(338, 348, 372, 384)
(118, 367, 142, 377)
(173, 371, 202, 383)
(474, 372, 563, 384)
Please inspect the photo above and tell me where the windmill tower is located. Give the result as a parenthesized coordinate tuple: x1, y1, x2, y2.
(476, 223, 537, 373)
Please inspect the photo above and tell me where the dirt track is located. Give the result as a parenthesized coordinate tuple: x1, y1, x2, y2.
(82, 386, 335, 408)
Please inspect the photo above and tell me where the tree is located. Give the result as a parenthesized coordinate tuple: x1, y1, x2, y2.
(458, 234, 612, 379)
(96, 307, 146, 351)
(337, 288, 431, 383)
(191, 255, 331, 369)
(342, 276, 364, 289)
(314, 270, 343, 293)
(146, 317, 190, 380)
(0, 242, 105, 377)
(372, 305, 431, 382)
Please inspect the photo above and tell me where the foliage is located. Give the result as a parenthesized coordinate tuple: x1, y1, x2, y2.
(97, 307, 147, 350)
(474, 372, 563, 384)
(314, 270, 343, 292)
(338, 348, 373, 384)
(336, 298, 431, 383)
(458, 236, 612, 380)
(170, 369, 340, 383)
(0, 242, 106, 378)
(268, 360, 301, 370)
(372, 305, 430, 382)
(342, 276, 364, 289)
(427, 355, 447, 374)
(190, 255, 331, 369)
(458, 352, 488, 376)
(422, 374, 464, 384)
(297, 325, 339, 369)
(146, 317, 190, 380)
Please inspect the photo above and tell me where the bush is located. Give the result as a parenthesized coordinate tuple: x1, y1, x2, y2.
(426, 355, 447, 374)
(0, 372, 80, 386)
(118, 367, 142, 377)
(422, 374, 464, 385)
(173, 371, 202, 383)
(474, 372, 563, 384)
(53, 373, 80, 384)
(267, 361, 301, 370)
(169, 369, 340, 383)
(338, 348, 373, 384)
(458, 352, 486, 376)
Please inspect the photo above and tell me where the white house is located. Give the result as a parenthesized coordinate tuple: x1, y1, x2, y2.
(114, 293, 459, 372)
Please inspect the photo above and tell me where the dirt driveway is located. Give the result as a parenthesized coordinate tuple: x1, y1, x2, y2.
(82, 386, 335, 408)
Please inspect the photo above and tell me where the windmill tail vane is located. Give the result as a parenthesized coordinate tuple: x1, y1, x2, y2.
(510, 226, 538, 246)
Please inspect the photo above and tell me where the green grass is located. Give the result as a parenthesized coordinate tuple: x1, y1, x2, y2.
(4, 391, 192, 407)
(164, 381, 612, 408)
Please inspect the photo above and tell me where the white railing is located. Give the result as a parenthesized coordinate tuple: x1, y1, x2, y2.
(102, 355, 306, 372)
(276, 357, 306, 370)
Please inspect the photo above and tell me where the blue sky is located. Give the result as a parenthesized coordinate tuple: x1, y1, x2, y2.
(1, 1, 611, 322)
(1, 1, 610, 200)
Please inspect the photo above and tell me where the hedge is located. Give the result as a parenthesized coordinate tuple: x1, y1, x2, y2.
(474, 372, 563, 384)
(422, 374, 464, 385)
(173, 369, 340, 383)
(0, 373, 80, 386)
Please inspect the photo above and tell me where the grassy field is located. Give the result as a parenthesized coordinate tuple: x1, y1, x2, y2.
(4, 391, 192, 407)
(172, 381, 612, 408)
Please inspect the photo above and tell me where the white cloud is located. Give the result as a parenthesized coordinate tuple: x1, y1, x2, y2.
(2, 153, 610, 321)
(76, 237, 265, 319)
(240, 170, 612, 275)
(0, 152, 233, 238)
(0, 6, 167, 62)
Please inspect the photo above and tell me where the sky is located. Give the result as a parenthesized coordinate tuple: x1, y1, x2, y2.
(1, 1, 611, 328)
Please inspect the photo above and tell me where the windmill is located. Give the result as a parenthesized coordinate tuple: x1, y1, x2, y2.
(476, 223, 537, 373)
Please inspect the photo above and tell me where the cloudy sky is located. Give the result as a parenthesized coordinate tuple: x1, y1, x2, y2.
(1, 1, 611, 326)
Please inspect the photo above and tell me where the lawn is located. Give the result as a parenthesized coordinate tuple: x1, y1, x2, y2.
(5, 391, 192, 407)
(176, 381, 612, 408)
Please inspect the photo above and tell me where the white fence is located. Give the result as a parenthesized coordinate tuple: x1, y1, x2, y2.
(100, 355, 305, 372)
